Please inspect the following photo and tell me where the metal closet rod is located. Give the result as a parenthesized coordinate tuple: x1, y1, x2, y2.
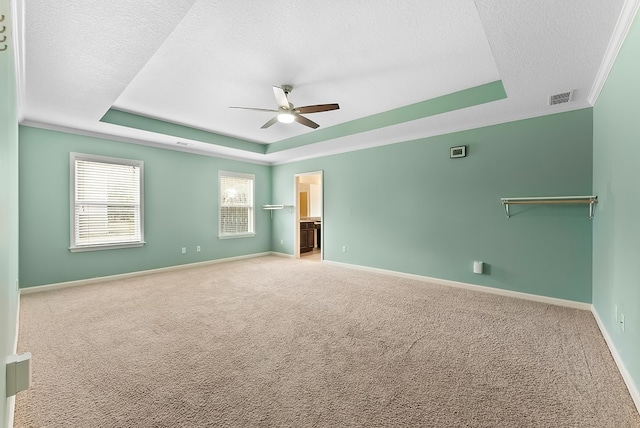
(500, 195, 598, 219)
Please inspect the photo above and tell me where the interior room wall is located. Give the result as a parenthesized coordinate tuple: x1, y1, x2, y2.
(299, 175, 321, 185)
(592, 7, 640, 405)
(298, 174, 322, 218)
(0, 0, 20, 425)
(272, 109, 594, 303)
(298, 182, 310, 218)
(18, 126, 273, 288)
(309, 183, 322, 218)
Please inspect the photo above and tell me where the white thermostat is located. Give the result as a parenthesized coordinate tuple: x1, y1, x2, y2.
(450, 145, 467, 158)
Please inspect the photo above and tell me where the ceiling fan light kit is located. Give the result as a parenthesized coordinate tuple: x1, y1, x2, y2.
(277, 112, 295, 123)
(230, 85, 340, 130)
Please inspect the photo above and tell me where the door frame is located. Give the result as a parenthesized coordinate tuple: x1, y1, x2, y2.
(294, 171, 323, 260)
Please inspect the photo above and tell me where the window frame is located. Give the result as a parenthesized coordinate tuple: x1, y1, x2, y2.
(218, 171, 256, 239)
(69, 152, 145, 252)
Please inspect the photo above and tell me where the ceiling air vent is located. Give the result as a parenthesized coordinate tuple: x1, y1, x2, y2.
(549, 91, 573, 106)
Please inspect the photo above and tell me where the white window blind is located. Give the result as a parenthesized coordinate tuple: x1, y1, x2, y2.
(219, 171, 255, 238)
(70, 153, 144, 251)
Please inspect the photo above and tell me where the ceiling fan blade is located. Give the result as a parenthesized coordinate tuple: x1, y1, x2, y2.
(273, 86, 290, 109)
(295, 103, 340, 114)
(229, 106, 278, 113)
(261, 116, 279, 129)
(294, 114, 319, 129)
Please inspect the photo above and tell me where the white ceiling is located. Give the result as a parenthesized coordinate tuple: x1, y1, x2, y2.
(17, 0, 634, 164)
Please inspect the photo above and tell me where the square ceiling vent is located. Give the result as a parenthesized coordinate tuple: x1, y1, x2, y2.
(549, 91, 574, 106)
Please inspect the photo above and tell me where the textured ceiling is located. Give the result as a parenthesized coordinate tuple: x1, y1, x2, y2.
(18, 0, 631, 164)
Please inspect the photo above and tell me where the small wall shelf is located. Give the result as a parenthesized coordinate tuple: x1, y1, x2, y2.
(262, 204, 294, 218)
(500, 196, 598, 219)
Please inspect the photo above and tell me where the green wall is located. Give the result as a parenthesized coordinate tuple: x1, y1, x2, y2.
(593, 8, 640, 400)
(0, 0, 20, 425)
(20, 108, 596, 304)
(19, 127, 272, 288)
(272, 109, 594, 303)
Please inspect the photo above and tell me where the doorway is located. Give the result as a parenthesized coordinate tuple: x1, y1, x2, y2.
(294, 171, 323, 262)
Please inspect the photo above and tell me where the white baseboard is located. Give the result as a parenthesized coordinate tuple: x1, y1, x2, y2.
(20, 252, 275, 295)
(7, 292, 20, 428)
(13, 254, 639, 417)
(324, 260, 638, 414)
(269, 251, 295, 258)
(7, 392, 15, 428)
(322, 260, 592, 311)
(591, 306, 640, 414)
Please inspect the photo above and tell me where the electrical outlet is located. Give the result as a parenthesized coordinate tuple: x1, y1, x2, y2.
(342, 246, 347, 253)
(620, 313, 625, 332)
(181, 247, 186, 254)
(196, 246, 201, 252)
(280, 239, 284, 245)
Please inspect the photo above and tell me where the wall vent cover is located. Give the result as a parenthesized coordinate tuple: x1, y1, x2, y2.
(549, 91, 573, 106)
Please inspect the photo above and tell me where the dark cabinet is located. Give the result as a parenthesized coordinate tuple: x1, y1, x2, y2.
(300, 222, 315, 253)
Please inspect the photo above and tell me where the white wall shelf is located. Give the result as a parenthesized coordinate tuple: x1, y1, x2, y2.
(262, 204, 294, 218)
(500, 196, 598, 219)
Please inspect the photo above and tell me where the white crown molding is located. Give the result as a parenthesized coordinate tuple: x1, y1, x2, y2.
(19, 119, 272, 166)
(11, 0, 26, 122)
(270, 101, 593, 166)
(591, 306, 640, 414)
(588, 0, 640, 105)
(24, 98, 590, 168)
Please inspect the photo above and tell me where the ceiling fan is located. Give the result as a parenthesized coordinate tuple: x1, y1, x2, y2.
(229, 85, 339, 129)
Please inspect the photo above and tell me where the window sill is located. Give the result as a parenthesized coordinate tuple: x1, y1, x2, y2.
(218, 233, 256, 240)
(69, 242, 145, 253)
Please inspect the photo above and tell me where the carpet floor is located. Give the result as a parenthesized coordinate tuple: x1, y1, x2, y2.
(14, 256, 640, 427)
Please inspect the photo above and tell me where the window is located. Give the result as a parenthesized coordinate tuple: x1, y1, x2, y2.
(70, 153, 144, 252)
(219, 171, 255, 238)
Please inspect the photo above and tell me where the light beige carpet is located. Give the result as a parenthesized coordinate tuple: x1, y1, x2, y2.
(14, 256, 640, 427)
